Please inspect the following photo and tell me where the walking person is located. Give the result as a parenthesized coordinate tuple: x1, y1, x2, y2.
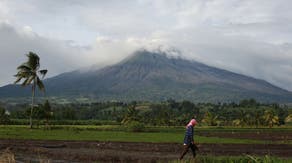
(179, 118, 199, 160)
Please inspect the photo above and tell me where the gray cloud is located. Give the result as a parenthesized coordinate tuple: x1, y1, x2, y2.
(0, 0, 292, 91)
(0, 23, 140, 86)
(0, 23, 85, 85)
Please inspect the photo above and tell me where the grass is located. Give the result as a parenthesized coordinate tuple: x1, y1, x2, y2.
(169, 155, 292, 163)
(0, 125, 285, 144)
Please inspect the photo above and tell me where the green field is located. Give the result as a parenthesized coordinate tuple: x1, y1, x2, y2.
(0, 125, 291, 144)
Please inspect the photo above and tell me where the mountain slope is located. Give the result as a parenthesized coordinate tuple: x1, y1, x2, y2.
(1, 50, 292, 103)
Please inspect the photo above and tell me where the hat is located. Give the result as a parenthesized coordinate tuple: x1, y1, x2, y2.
(187, 119, 198, 127)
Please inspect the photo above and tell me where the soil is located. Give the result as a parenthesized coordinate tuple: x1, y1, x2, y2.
(0, 139, 291, 163)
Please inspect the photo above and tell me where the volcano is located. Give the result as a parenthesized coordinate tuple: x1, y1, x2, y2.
(1, 50, 292, 103)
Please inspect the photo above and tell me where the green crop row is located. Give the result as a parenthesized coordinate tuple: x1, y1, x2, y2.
(0, 125, 279, 144)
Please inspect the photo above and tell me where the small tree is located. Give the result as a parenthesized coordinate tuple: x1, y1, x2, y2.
(202, 111, 218, 126)
(121, 104, 138, 125)
(0, 107, 10, 125)
(285, 114, 292, 123)
(121, 104, 145, 132)
(238, 110, 247, 127)
(43, 100, 53, 129)
(263, 110, 279, 128)
(35, 100, 53, 129)
(253, 110, 263, 128)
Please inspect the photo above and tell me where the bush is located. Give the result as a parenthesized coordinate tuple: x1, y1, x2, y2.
(126, 121, 145, 132)
(0, 107, 10, 125)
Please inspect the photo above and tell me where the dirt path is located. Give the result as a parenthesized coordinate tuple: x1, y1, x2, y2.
(0, 139, 291, 162)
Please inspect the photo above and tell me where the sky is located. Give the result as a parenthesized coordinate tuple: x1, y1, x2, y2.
(1, 0, 292, 91)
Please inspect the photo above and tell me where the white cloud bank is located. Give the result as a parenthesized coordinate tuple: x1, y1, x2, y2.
(1, 0, 292, 91)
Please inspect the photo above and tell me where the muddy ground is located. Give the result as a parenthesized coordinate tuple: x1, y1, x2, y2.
(0, 139, 291, 163)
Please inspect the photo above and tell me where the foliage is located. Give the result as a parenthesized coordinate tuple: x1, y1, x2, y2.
(246, 155, 291, 163)
(34, 100, 53, 129)
(285, 114, 292, 123)
(121, 104, 139, 125)
(263, 110, 279, 128)
(0, 107, 10, 124)
(6, 99, 292, 127)
(202, 111, 218, 126)
(126, 121, 145, 132)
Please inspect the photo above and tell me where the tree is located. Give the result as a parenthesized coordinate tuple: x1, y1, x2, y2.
(62, 107, 77, 120)
(14, 52, 47, 129)
(275, 106, 288, 125)
(285, 114, 292, 123)
(239, 99, 257, 107)
(121, 104, 138, 125)
(202, 111, 218, 126)
(232, 119, 242, 126)
(253, 110, 263, 128)
(0, 107, 10, 124)
(40, 100, 53, 129)
(263, 110, 279, 128)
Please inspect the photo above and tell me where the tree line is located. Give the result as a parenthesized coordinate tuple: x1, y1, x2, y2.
(1, 99, 292, 128)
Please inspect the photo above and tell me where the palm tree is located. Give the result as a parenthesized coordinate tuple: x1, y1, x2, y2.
(121, 104, 138, 125)
(238, 109, 248, 127)
(263, 110, 279, 128)
(285, 114, 292, 123)
(253, 110, 263, 128)
(202, 111, 218, 126)
(14, 52, 47, 129)
(0, 106, 10, 124)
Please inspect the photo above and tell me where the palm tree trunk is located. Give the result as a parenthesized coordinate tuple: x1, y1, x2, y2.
(30, 83, 35, 129)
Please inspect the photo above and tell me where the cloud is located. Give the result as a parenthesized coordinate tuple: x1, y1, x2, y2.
(0, 0, 292, 92)
(0, 21, 158, 86)
(0, 23, 94, 85)
(146, 26, 292, 91)
(0, 23, 143, 86)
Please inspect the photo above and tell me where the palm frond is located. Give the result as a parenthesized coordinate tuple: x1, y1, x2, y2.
(36, 77, 45, 92)
(14, 76, 23, 84)
(38, 69, 48, 79)
(25, 76, 35, 85)
(17, 63, 31, 71)
(16, 71, 31, 78)
(27, 52, 40, 70)
(21, 78, 30, 86)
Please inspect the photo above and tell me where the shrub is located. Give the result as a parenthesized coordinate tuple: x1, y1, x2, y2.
(126, 121, 145, 132)
(0, 107, 10, 125)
